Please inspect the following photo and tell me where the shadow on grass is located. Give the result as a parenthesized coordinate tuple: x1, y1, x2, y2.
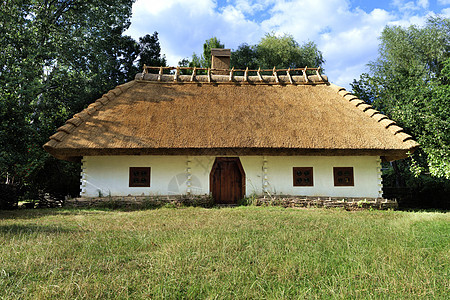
(0, 204, 220, 220)
(0, 208, 110, 220)
(396, 207, 448, 213)
(0, 223, 75, 234)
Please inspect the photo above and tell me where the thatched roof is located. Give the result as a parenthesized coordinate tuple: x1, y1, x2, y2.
(44, 71, 419, 161)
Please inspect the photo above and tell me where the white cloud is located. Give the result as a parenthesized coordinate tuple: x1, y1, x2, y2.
(438, 0, 450, 5)
(230, 0, 271, 15)
(392, 0, 433, 13)
(418, 0, 429, 9)
(330, 62, 369, 90)
(392, 0, 419, 12)
(126, 0, 262, 65)
(257, 1, 395, 87)
(441, 8, 450, 17)
(261, 0, 350, 39)
(126, 0, 444, 89)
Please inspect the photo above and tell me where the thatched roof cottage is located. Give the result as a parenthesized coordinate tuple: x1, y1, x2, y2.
(44, 49, 418, 204)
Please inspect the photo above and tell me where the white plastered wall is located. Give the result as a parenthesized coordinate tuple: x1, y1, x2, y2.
(80, 155, 382, 198)
(247, 156, 383, 198)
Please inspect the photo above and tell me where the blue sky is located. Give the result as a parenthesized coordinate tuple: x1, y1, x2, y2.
(126, 0, 450, 89)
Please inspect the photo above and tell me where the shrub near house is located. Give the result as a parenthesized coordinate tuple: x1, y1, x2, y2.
(0, 183, 18, 209)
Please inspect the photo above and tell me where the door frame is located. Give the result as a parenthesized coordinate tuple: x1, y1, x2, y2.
(209, 157, 246, 204)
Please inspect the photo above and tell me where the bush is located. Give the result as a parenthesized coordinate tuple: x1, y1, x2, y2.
(0, 184, 18, 210)
(383, 172, 450, 210)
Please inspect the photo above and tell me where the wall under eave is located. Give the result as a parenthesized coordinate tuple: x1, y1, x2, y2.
(80, 155, 382, 198)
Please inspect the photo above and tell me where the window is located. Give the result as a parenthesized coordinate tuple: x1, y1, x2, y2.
(333, 167, 354, 186)
(293, 167, 313, 186)
(129, 167, 151, 187)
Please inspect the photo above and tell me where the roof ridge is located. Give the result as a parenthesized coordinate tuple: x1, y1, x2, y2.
(329, 83, 419, 150)
(137, 73, 328, 85)
(137, 65, 328, 85)
(44, 81, 136, 150)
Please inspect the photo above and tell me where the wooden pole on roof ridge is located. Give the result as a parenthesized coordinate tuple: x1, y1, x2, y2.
(207, 68, 211, 83)
(229, 67, 234, 82)
(190, 67, 196, 82)
(303, 66, 309, 83)
(140, 64, 147, 80)
(158, 66, 163, 81)
(174, 66, 179, 82)
(257, 67, 263, 82)
(287, 67, 293, 84)
(244, 67, 248, 82)
(273, 67, 279, 83)
(316, 66, 323, 81)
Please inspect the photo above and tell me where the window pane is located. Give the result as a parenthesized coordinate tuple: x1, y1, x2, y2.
(334, 167, 353, 186)
(293, 167, 313, 186)
(129, 167, 151, 187)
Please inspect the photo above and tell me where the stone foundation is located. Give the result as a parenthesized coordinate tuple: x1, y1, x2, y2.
(65, 195, 397, 210)
(250, 196, 397, 210)
(65, 195, 214, 208)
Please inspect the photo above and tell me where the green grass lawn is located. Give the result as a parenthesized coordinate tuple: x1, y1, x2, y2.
(0, 207, 448, 299)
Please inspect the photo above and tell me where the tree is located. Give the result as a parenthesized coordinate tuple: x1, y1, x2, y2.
(230, 43, 258, 70)
(186, 34, 324, 72)
(351, 17, 450, 180)
(255, 33, 324, 69)
(183, 37, 224, 69)
(137, 32, 167, 70)
(189, 53, 203, 68)
(201, 37, 224, 68)
(0, 0, 166, 200)
(230, 33, 324, 71)
(422, 58, 450, 178)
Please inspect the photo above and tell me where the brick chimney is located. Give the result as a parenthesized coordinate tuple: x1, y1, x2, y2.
(211, 48, 231, 74)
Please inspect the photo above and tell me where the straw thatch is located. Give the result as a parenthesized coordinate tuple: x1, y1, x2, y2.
(44, 72, 419, 161)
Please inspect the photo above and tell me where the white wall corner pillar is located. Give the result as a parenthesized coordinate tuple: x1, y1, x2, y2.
(80, 157, 87, 196)
(186, 156, 192, 195)
(262, 156, 269, 194)
(376, 157, 383, 198)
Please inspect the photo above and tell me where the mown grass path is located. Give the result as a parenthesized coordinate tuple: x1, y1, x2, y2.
(0, 207, 448, 299)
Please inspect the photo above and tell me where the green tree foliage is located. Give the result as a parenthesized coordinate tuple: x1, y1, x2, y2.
(189, 53, 203, 68)
(255, 33, 324, 69)
(178, 37, 224, 75)
(230, 33, 324, 70)
(202, 37, 225, 68)
(351, 17, 450, 180)
(423, 58, 450, 178)
(231, 34, 324, 70)
(137, 32, 167, 70)
(0, 0, 166, 199)
(186, 34, 324, 71)
(230, 43, 258, 69)
(182, 37, 225, 69)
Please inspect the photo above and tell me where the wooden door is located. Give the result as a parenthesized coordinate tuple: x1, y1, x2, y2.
(210, 157, 245, 204)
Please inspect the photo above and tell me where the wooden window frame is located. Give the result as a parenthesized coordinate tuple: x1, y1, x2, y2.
(333, 167, 354, 186)
(293, 167, 314, 187)
(129, 167, 151, 187)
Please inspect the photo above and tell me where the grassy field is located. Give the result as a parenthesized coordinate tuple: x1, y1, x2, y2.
(0, 206, 448, 299)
